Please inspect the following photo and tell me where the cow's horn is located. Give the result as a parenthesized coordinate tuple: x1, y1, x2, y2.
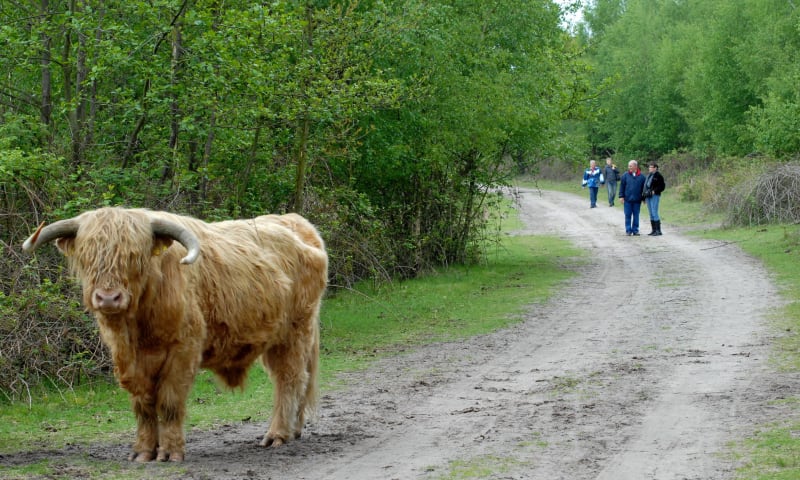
(22, 218, 80, 252)
(150, 218, 201, 265)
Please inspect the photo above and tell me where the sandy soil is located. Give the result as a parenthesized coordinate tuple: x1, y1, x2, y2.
(3, 188, 797, 479)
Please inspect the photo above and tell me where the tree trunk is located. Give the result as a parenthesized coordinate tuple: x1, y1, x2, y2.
(235, 123, 262, 213)
(84, 6, 105, 152)
(169, 27, 182, 152)
(456, 150, 479, 263)
(292, 116, 310, 213)
(61, 0, 82, 168)
(291, 2, 315, 214)
(74, 14, 89, 164)
(122, 80, 149, 169)
(39, 0, 53, 133)
(200, 106, 217, 205)
(162, 24, 184, 183)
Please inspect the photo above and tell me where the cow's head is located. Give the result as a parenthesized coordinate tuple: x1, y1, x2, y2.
(23, 208, 200, 316)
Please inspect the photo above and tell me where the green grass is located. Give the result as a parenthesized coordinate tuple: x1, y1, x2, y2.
(429, 454, 529, 480)
(735, 426, 800, 480)
(321, 234, 579, 361)
(0, 459, 187, 480)
(0, 368, 277, 451)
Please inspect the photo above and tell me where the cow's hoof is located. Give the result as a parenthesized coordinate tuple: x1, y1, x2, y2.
(128, 450, 156, 462)
(157, 450, 184, 462)
(261, 435, 286, 447)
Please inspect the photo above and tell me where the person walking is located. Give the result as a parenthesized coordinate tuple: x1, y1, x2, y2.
(619, 160, 646, 236)
(644, 162, 666, 235)
(603, 157, 620, 207)
(582, 160, 604, 208)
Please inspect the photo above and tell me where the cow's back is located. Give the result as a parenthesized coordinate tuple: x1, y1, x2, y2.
(251, 214, 328, 322)
(254, 213, 325, 250)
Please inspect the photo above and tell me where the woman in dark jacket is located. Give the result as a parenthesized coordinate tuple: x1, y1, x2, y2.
(643, 162, 666, 235)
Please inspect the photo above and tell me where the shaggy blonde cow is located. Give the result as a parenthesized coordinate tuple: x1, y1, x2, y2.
(22, 208, 328, 462)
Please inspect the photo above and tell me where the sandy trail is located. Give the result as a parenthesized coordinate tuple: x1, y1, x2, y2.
(4, 188, 793, 480)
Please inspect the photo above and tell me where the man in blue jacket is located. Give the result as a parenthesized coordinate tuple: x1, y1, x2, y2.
(582, 160, 604, 208)
(619, 160, 646, 236)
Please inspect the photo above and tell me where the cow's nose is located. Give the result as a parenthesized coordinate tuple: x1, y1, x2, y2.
(92, 288, 127, 311)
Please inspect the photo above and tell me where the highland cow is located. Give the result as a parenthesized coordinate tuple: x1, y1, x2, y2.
(22, 208, 328, 462)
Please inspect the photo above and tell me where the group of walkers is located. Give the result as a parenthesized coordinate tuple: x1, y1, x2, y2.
(582, 158, 665, 236)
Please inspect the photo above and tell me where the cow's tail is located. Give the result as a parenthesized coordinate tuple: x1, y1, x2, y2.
(304, 308, 321, 421)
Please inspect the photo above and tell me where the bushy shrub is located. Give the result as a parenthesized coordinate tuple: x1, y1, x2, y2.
(726, 162, 800, 226)
(1, 148, 113, 402)
(306, 187, 395, 288)
(533, 157, 586, 182)
(0, 280, 110, 403)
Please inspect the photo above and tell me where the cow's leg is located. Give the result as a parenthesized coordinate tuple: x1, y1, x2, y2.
(295, 314, 320, 438)
(129, 392, 158, 462)
(261, 342, 310, 446)
(121, 350, 163, 462)
(153, 349, 198, 462)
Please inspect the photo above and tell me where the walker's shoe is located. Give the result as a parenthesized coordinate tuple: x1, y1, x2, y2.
(654, 220, 662, 236)
(648, 220, 658, 235)
(632, 232, 640, 236)
(626, 232, 632, 236)
(591, 205, 596, 208)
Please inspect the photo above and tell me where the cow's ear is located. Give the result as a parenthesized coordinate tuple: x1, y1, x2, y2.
(55, 237, 76, 256)
(152, 236, 174, 257)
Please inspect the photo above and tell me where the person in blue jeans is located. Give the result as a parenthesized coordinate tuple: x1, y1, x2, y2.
(619, 160, 646, 236)
(603, 157, 620, 207)
(582, 160, 604, 208)
(644, 162, 666, 235)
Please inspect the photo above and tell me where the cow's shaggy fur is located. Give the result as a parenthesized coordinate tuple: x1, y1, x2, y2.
(23, 208, 328, 462)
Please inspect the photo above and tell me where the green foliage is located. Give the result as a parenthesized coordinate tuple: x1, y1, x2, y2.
(350, 0, 575, 272)
(746, 95, 800, 157)
(587, 0, 692, 156)
(581, 0, 800, 159)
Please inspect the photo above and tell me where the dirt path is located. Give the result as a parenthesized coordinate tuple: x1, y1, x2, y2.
(5, 188, 795, 479)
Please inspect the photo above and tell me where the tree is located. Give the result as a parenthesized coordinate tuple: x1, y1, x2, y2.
(353, 0, 575, 269)
(581, 0, 800, 158)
